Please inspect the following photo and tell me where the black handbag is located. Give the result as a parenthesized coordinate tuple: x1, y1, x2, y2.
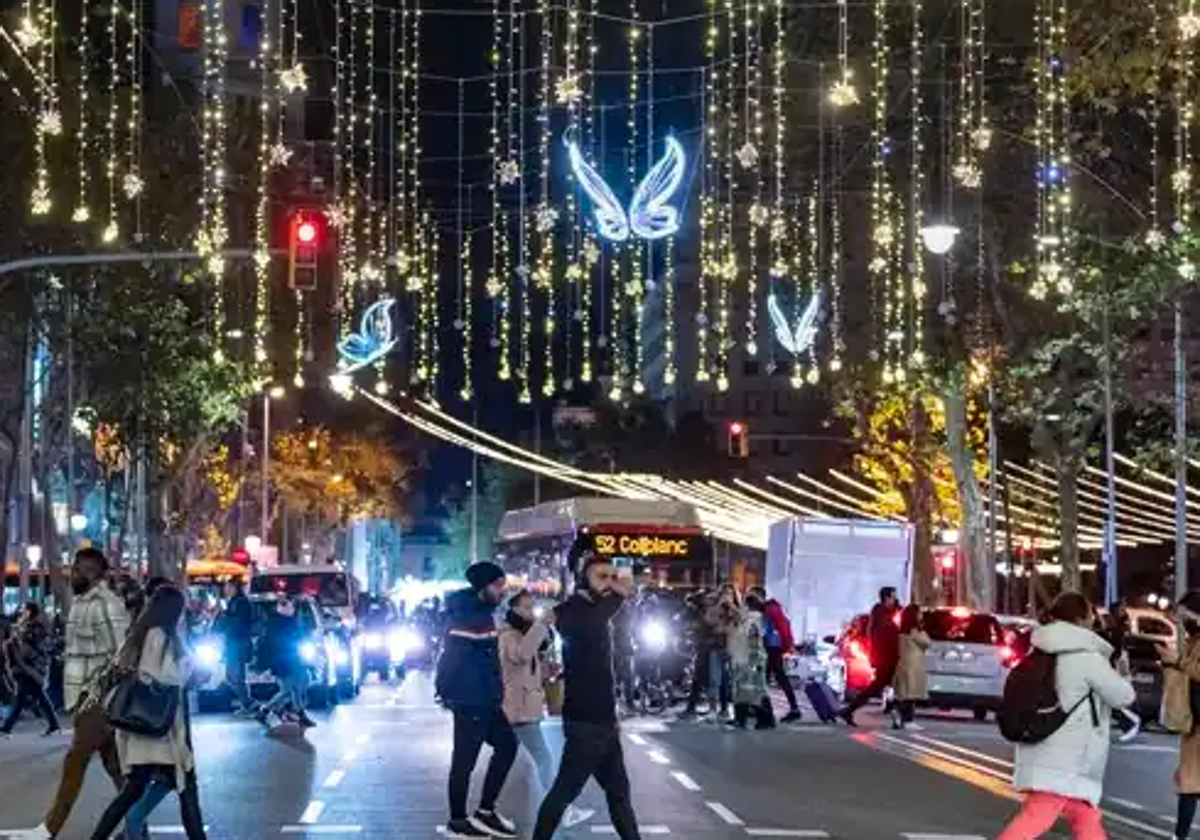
(105, 671, 180, 738)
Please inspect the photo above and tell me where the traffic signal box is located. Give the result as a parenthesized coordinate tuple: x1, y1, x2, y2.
(288, 209, 325, 291)
(727, 421, 750, 458)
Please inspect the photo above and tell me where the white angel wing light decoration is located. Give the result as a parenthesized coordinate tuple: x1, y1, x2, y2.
(337, 298, 398, 373)
(565, 132, 686, 242)
(768, 290, 821, 357)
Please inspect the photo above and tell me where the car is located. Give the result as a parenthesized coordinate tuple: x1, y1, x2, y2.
(1124, 634, 1164, 721)
(829, 613, 876, 702)
(194, 594, 359, 711)
(922, 607, 1016, 720)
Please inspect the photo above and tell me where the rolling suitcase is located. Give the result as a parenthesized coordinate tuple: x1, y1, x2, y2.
(805, 679, 840, 723)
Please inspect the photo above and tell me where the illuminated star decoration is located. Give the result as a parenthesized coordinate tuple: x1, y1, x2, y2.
(337, 298, 398, 374)
(279, 64, 308, 94)
(768, 289, 822, 357)
(564, 131, 687, 242)
(554, 74, 583, 105)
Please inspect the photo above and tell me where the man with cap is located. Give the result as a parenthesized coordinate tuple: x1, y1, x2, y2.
(435, 561, 519, 839)
(532, 552, 641, 840)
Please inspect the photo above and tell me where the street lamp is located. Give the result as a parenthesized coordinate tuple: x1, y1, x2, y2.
(70, 513, 88, 532)
(920, 223, 961, 256)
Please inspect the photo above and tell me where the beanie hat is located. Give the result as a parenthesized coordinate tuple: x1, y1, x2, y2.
(466, 561, 506, 592)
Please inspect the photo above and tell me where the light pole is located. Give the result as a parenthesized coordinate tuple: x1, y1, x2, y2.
(261, 386, 285, 550)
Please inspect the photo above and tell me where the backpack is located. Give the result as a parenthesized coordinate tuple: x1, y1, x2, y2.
(762, 615, 782, 649)
(997, 648, 1097, 744)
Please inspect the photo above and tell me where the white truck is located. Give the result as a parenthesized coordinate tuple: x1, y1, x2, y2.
(765, 517, 913, 686)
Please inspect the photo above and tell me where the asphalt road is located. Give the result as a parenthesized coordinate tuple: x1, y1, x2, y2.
(0, 678, 1179, 839)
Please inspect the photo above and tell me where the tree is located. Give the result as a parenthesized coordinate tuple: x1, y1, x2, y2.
(270, 426, 409, 560)
(433, 463, 518, 579)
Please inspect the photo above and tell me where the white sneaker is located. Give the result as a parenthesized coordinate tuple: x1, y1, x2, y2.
(1118, 718, 1141, 743)
(563, 805, 595, 828)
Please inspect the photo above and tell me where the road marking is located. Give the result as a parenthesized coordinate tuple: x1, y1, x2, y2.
(647, 749, 670, 765)
(354, 733, 369, 746)
(1159, 815, 1177, 823)
(1101, 809, 1174, 838)
(591, 826, 670, 834)
(670, 771, 701, 791)
(901, 834, 986, 840)
(908, 734, 1012, 770)
(298, 800, 326, 825)
(341, 750, 358, 762)
(147, 829, 210, 835)
(1116, 744, 1176, 753)
(322, 770, 346, 789)
(744, 830, 829, 838)
(626, 733, 649, 746)
(1105, 796, 1145, 811)
(705, 802, 745, 825)
(281, 827, 363, 834)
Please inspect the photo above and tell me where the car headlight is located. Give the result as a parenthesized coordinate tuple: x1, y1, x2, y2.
(389, 628, 424, 660)
(363, 633, 385, 651)
(195, 641, 222, 668)
(299, 641, 319, 663)
(640, 620, 668, 651)
(325, 639, 350, 666)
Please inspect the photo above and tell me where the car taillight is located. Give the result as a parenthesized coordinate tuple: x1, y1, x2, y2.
(951, 606, 972, 619)
(999, 645, 1017, 666)
(849, 640, 869, 662)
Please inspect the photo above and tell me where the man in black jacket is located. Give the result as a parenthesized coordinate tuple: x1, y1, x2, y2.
(532, 554, 641, 840)
(839, 586, 901, 726)
(435, 561, 518, 840)
(219, 580, 255, 715)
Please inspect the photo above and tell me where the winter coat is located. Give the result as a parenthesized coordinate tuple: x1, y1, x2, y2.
(498, 619, 551, 724)
(114, 628, 194, 790)
(893, 630, 931, 701)
(867, 602, 901, 670)
(761, 599, 795, 652)
(435, 588, 503, 711)
(1171, 634, 1200, 794)
(9, 616, 53, 684)
(729, 610, 769, 705)
(1010, 621, 1135, 806)
(64, 582, 131, 712)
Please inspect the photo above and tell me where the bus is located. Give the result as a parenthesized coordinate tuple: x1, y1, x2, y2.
(494, 497, 715, 599)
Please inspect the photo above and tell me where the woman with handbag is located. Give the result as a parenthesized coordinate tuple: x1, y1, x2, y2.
(1159, 591, 1200, 840)
(499, 591, 593, 828)
(90, 585, 206, 840)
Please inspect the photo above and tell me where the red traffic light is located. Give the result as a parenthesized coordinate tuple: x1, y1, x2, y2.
(296, 220, 317, 244)
(940, 554, 956, 571)
(729, 422, 744, 435)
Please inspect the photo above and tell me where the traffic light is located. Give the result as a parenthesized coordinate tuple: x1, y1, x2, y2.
(727, 421, 749, 458)
(288, 209, 325, 291)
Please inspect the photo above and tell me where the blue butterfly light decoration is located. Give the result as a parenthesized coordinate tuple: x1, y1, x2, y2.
(337, 298, 398, 373)
(565, 131, 687, 242)
(768, 290, 822, 357)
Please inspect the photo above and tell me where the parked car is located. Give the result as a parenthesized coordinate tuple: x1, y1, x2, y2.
(828, 613, 876, 702)
(194, 594, 360, 711)
(1124, 634, 1165, 721)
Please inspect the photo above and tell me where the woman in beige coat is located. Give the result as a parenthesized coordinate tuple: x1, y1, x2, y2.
(892, 604, 931, 730)
(1160, 591, 1200, 840)
(89, 586, 205, 840)
(499, 591, 592, 828)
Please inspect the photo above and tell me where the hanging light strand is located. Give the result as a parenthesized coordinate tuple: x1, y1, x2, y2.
(697, 8, 719, 385)
(1031, 0, 1071, 298)
(744, 0, 764, 360)
(30, 0, 57, 218)
(333, 0, 350, 332)
(72, 0, 89, 223)
(561, 0, 581, 389)
(716, 0, 738, 395)
(868, 0, 897, 379)
(488, 0, 512, 382)
(102, 0, 120, 239)
(536, 0, 556, 398)
(1174, 0, 1196, 228)
(252, 0, 276, 370)
(905, 0, 926, 377)
(580, 0, 598, 386)
(123, 0, 144, 236)
(516, 8, 532, 403)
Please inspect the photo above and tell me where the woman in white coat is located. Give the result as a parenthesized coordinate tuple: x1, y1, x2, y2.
(999, 592, 1136, 840)
(89, 585, 206, 840)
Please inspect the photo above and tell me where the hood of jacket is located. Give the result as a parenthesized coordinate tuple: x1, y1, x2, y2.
(1031, 620, 1112, 658)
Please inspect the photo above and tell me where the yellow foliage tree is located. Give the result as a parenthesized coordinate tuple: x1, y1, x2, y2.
(270, 427, 408, 535)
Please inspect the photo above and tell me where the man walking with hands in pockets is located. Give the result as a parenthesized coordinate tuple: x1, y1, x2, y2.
(532, 553, 641, 840)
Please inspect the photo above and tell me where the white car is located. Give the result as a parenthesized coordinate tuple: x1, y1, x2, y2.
(921, 608, 1016, 721)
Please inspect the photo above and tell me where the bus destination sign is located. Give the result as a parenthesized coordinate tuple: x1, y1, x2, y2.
(589, 532, 697, 558)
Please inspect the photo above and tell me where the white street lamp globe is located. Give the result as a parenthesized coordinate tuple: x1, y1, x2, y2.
(70, 513, 88, 532)
(920, 223, 961, 255)
(245, 535, 263, 554)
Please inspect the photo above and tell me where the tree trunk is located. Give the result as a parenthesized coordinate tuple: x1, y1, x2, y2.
(1057, 454, 1082, 593)
(910, 399, 937, 606)
(943, 372, 992, 611)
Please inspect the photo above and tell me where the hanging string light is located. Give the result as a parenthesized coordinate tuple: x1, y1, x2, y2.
(830, 0, 858, 107)
(953, 0, 984, 190)
(252, 0, 277, 370)
(579, 0, 598, 386)
(869, 0, 900, 380)
(488, 0, 513, 382)
(410, 7, 435, 390)
(72, 0, 90, 223)
(716, 0, 739, 395)
(536, 0, 556, 398)
(29, 0, 57, 218)
(198, 0, 229, 342)
(697, 6, 720, 385)
(334, 0, 352, 333)
(769, 0, 787, 355)
(459, 212, 474, 402)
(1174, 0, 1196, 229)
(628, 15, 647, 400)
(123, 0, 144, 236)
(102, 0, 121, 240)
(1031, 0, 1071, 298)
(743, 0, 764, 360)
(1148, 0, 1163, 244)
(561, 0, 586, 390)
(904, 0, 926, 378)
